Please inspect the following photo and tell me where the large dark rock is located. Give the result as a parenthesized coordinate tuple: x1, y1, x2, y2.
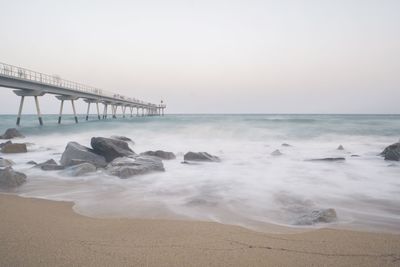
(35, 159, 65, 171)
(380, 142, 400, 161)
(294, 208, 338, 225)
(183, 152, 220, 162)
(0, 141, 12, 148)
(0, 128, 24, 139)
(337, 145, 344, 150)
(0, 167, 27, 188)
(66, 163, 96, 176)
(60, 142, 107, 167)
(0, 158, 15, 168)
(107, 156, 164, 178)
(91, 137, 135, 162)
(140, 150, 176, 160)
(1, 143, 27, 153)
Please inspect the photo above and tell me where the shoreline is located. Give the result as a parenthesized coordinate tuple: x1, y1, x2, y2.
(1, 194, 399, 266)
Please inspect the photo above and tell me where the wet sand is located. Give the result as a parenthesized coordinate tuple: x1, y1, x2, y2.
(0, 194, 399, 266)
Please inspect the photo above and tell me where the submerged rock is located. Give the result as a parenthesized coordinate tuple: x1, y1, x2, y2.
(0, 141, 12, 148)
(295, 208, 338, 225)
(0, 158, 15, 168)
(183, 152, 220, 162)
(307, 157, 345, 162)
(380, 142, 400, 161)
(66, 163, 96, 176)
(91, 137, 135, 162)
(35, 159, 64, 171)
(271, 149, 283, 156)
(0, 128, 24, 139)
(0, 167, 27, 188)
(60, 142, 107, 168)
(281, 143, 291, 147)
(107, 156, 164, 178)
(1, 143, 27, 153)
(140, 150, 176, 160)
(26, 160, 37, 165)
(337, 145, 344, 150)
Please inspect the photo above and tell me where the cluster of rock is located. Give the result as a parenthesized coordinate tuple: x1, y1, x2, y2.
(0, 128, 27, 154)
(294, 208, 338, 225)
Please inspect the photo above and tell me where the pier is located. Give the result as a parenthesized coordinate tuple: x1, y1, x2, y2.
(0, 62, 166, 126)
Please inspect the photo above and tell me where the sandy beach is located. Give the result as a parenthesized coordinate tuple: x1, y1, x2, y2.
(0, 194, 399, 267)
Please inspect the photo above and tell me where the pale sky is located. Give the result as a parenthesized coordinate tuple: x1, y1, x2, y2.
(0, 0, 399, 114)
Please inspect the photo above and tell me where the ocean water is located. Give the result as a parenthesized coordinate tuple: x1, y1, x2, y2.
(1, 114, 399, 233)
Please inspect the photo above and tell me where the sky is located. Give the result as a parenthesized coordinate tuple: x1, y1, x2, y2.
(0, 0, 399, 114)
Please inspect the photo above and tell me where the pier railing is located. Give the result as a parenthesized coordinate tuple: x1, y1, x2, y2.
(0, 61, 152, 105)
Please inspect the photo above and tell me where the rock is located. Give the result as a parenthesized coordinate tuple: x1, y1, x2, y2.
(107, 156, 164, 178)
(271, 149, 283, 156)
(0, 167, 27, 188)
(1, 143, 27, 153)
(181, 161, 201, 165)
(183, 152, 220, 162)
(307, 157, 345, 162)
(91, 137, 135, 162)
(0, 158, 15, 168)
(66, 163, 96, 176)
(337, 145, 344, 150)
(26, 160, 37, 165)
(0, 141, 12, 148)
(295, 208, 338, 225)
(60, 142, 107, 167)
(140, 150, 176, 160)
(282, 143, 291, 147)
(351, 155, 360, 157)
(111, 136, 133, 143)
(35, 159, 64, 171)
(0, 128, 24, 139)
(380, 142, 400, 161)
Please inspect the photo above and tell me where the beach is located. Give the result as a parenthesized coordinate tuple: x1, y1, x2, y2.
(1, 194, 399, 267)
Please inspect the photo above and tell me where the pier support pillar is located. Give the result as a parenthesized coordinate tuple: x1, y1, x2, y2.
(96, 102, 101, 120)
(86, 102, 91, 121)
(58, 100, 64, 124)
(122, 106, 126, 118)
(71, 99, 78, 123)
(130, 107, 133, 117)
(13, 90, 46, 126)
(16, 96, 25, 126)
(102, 104, 107, 119)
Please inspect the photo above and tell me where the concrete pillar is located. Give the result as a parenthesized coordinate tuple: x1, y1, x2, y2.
(122, 106, 126, 118)
(34, 96, 43, 126)
(112, 105, 117, 119)
(58, 100, 64, 124)
(136, 107, 139, 116)
(130, 107, 133, 117)
(103, 104, 107, 119)
(16, 96, 25, 126)
(96, 102, 101, 120)
(86, 102, 91, 121)
(71, 99, 78, 123)
(141, 108, 144, 116)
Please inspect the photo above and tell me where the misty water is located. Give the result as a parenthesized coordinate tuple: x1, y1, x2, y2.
(1, 114, 399, 233)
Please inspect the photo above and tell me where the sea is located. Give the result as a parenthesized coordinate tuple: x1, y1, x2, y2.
(1, 114, 399, 233)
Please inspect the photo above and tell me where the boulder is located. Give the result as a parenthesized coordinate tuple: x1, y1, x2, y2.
(380, 142, 400, 161)
(0, 141, 12, 148)
(0, 167, 27, 188)
(35, 159, 64, 171)
(271, 149, 283, 156)
(91, 137, 135, 162)
(0, 158, 15, 168)
(281, 143, 291, 147)
(66, 163, 96, 176)
(337, 145, 344, 150)
(26, 160, 37, 165)
(111, 136, 133, 143)
(140, 150, 176, 160)
(60, 142, 107, 167)
(307, 157, 345, 162)
(295, 208, 338, 225)
(1, 143, 27, 153)
(107, 156, 164, 178)
(0, 128, 24, 139)
(183, 152, 220, 162)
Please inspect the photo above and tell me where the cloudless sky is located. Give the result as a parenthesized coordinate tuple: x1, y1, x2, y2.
(0, 0, 399, 114)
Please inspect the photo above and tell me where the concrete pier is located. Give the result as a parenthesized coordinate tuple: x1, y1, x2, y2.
(0, 62, 166, 125)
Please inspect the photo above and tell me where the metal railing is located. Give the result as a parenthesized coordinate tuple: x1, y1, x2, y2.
(0, 61, 153, 106)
